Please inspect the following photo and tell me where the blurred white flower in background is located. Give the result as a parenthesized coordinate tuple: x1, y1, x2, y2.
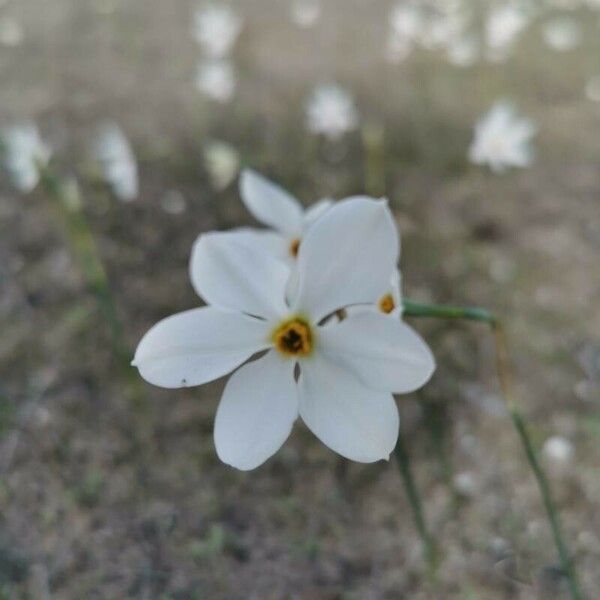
(1, 122, 51, 193)
(485, 3, 529, 62)
(235, 169, 333, 262)
(386, 2, 475, 65)
(0, 16, 23, 47)
(290, 0, 321, 28)
(585, 75, 600, 102)
(94, 121, 139, 202)
(542, 436, 574, 465)
(133, 192, 435, 470)
(203, 140, 240, 190)
(195, 59, 236, 103)
(306, 83, 359, 140)
(192, 3, 242, 58)
(469, 101, 536, 173)
(542, 17, 581, 52)
(446, 35, 479, 67)
(385, 3, 421, 62)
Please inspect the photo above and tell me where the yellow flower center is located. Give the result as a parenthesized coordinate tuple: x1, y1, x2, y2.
(271, 317, 313, 357)
(378, 293, 395, 314)
(289, 237, 301, 257)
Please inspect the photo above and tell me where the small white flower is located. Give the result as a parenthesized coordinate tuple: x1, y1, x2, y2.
(133, 196, 435, 470)
(195, 59, 236, 103)
(235, 169, 333, 263)
(446, 36, 479, 67)
(585, 75, 600, 102)
(306, 83, 359, 140)
(94, 122, 139, 202)
(0, 16, 23, 47)
(192, 3, 242, 58)
(485, 3, 529, 61)
(542, 17, 581, 52)
(1, 122, 51, 193)
(203, 140, 240, 190)
(542, 436, 574, 464)
(469, 101, 536, 173)
(290, 0, 321, 28)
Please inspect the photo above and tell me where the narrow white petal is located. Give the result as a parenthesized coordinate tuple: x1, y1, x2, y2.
(215, 350, 298, 470)
(319, 313, 435, 393)
(133, 307, 270, 388)
(299, 355, 399, 462)
(240, 169, 304, 235)
(190, 231, 290, 319)
(292, 197, 399, 321)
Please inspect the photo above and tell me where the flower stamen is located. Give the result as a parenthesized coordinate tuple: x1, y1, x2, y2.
(378, 293, 395, 314)
(289, 237, 301, 257)
(272, 317, 313, 356)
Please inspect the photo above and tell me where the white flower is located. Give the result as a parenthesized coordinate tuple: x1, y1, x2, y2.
(0, 16, 23, 47)
(94, 121, 138, 202)
(235, 169, 333, 263)
(485, 3, 529, 61)
(542, 436, 574, 464)
(542, 18, 581, 52)
(290, 0, 321, 28)
(585, 75, 600, 102)
(446, 36, 479, 67)
(384, 3, 421, 62)
(203, 140, 240, 190)
(306, 83, 359, 140)
(468, 102, 536, 173)
(195, 59, 236, 103)
(133, 197, 435, 470)
(1, 122, 51, 193)
(192, 3, 242, 58)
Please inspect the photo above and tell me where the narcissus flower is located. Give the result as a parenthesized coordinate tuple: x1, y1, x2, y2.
(192, 3, 242, 58)
(94, 121, 139, 202)
(1, 122, 51, 193)
(133, 197, 435, 470)
(305, 83, 359, 140)
(469, 101, 536, 173)
(195, 59, 236, 103)
(235, 169, 333, 262)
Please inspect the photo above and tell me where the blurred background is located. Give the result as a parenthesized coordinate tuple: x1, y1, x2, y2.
(1, 0, 599, 598)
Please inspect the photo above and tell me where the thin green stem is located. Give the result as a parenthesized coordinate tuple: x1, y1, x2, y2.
(38, 166, 125, 358)
(394, 432, 438, 578)
(362, 122, 386, 198)
(37, 165, 147, 412)
(402, 299, 584, 600)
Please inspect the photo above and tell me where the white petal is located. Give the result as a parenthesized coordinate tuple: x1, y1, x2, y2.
(132, 307, 270, 388)
(292, 197, 399, 321)
(299, 355, 399, 462)
(302, 198, 333, 229)
(240, 169, 303, 235)
(190, 231, 290, 319)
(214, 350, 298, 470)
(318, 313, 435, 393)
(227, 227, 291, 261)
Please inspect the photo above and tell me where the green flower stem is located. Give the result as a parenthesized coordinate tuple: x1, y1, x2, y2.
(362, 122, 386, 198)
(402, 299, 584, 600)
(38, 166, 125, 358)
(393, 432, 439, 578)
(37, 164, 147, 412)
